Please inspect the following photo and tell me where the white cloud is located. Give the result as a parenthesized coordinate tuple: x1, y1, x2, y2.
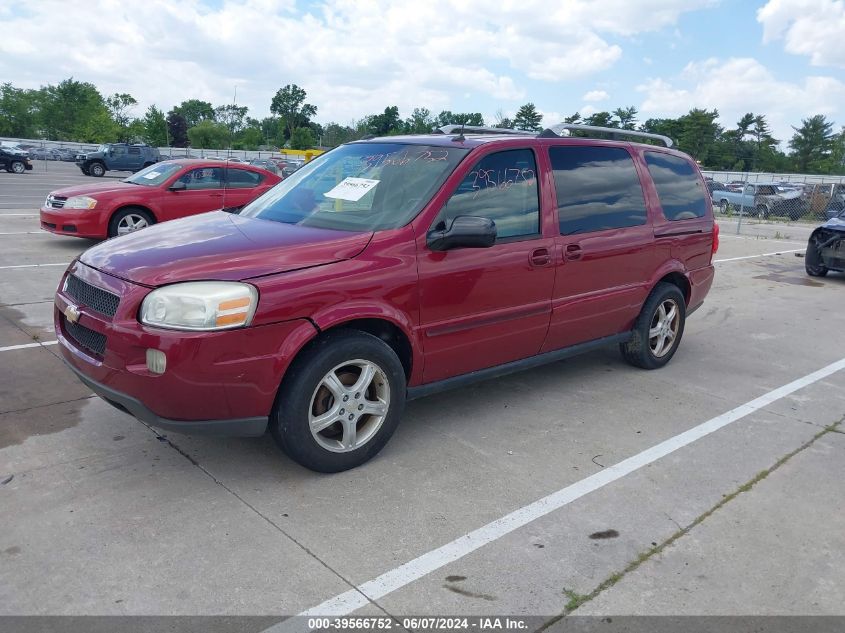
(758, 0, 845, 68)
(0, 0, 715, 125)
(636, 57, 845, 142)
(583, 90, 610, 102)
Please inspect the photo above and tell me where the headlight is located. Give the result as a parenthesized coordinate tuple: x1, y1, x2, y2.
(64, 196, 98, 209)
(140, 282, 258, 331)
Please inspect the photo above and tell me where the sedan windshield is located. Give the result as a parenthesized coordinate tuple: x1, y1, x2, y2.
(240, 143, 468, 232)
(123, 162, 183, 186)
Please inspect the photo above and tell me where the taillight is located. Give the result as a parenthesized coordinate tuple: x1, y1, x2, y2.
(712, 222, 720, 254)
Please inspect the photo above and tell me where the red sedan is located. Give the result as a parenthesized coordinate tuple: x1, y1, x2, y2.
(40, 159, 281, 239)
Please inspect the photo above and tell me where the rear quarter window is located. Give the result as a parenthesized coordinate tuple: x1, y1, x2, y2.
(227, 168, 264, 188)
(551, 146, 647, 235)
(644, 152, 707, 221)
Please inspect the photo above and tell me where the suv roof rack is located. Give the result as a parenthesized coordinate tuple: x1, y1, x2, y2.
(435, 124, 528, 136)
(541, 123, 674, 148)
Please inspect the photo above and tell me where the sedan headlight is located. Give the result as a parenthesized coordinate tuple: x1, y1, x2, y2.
(64, 196, 98, 209)
(140, 282, 258, 331)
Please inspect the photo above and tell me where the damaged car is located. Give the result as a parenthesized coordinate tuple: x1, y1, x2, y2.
(806, 211, 845, 277)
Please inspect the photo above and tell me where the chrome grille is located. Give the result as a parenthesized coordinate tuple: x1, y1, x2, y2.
(64, 274, 120, 317)
(64, 319, 107, 357)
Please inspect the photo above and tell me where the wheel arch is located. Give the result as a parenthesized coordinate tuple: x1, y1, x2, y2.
(648, 262, 691, 305)
(109, 204, 158, 226)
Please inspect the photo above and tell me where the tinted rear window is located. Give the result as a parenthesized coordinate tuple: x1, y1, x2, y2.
(645, 152, 707, 221)
(550, 146, 647, 235)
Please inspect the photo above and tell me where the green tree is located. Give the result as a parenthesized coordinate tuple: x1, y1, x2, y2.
(142, 105, 168, 147)
(290, 127, 315, 150)
(215, 104, 248, 135)
(582, 111, 615, 128)
(187, 120, 230, 149)
(322, 122, 357, 147)
(564, 112, 582, 124)
(0, 83, 39, 137)
(674, 109, 722, 163)
(166, 111, 189, 147)
(405, 107, 435, 134)
(173, 99, 215, 129)
(106, 93, 138, 141)
(612, 106, 638, 130)
(234, 127, 263, 150)
(270, 84, 317, 141)
(789, 114, 835, 172)
(513, 103, 543, 131)
(367, 106, 402, 135)
(38, 78, 114, 142)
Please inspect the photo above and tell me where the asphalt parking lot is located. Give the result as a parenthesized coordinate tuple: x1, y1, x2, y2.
(1, 162, 844, 625)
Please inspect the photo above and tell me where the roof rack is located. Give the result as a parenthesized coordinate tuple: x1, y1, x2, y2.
(435, 124, 528, 136)
(543, 123, 674, 148)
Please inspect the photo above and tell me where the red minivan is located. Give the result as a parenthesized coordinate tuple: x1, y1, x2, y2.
(55, 125, 717, 472)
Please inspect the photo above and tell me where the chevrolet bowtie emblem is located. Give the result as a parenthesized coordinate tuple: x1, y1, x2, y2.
(64, 304, 81, 323)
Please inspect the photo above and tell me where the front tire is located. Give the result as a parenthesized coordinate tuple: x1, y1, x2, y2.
(108, 207, 154, 237)
(10, 160, 26, 174)
(620, 282, 686, 370)
(270, 330, 406, 473)
(805, 238, 829, 277)
(719, 200, 730, 215)
(89, 162, 105, 177)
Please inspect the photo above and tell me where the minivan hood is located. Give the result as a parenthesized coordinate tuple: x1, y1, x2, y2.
(80, 212, 373, 286)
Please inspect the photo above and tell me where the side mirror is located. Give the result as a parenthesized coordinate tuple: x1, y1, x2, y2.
(168, 180, 187, 192)
(427, 215, 497, 251)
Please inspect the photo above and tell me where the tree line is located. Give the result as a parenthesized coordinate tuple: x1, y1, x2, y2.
(1, 78, 843, 174)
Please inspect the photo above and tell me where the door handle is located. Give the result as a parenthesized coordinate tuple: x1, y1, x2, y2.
(565, 244, 582, 261)
(529, 248, 552, 267)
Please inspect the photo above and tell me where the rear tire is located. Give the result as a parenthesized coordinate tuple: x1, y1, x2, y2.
(620, 282, 686, 370)
(805, 238, 829, 277)
(89, 162, 105, 177)
(270, 330, 406, 473)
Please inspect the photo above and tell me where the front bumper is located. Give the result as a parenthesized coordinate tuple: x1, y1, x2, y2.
(55, 261, 318, 435)
(64, 359, 268, 436)
(40, 206, 106, 238)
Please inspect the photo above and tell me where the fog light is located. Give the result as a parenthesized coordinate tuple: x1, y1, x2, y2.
(146, 349, 167, 374)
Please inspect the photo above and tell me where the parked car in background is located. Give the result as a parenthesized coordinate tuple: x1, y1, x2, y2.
(1, 147, 33, 173)
(713, 182, 806, 219)
(805, 209, 845, 277)
(1, 143, 30, 158)
(53, 125, 717, 472)
(76, 143, 161, 177)
(41, 159, 280, 238)
(56, 148, 77, 162)
(707, 180, 727, 202)
(248, 158, 279, 174)
(30, 147, 64, 161)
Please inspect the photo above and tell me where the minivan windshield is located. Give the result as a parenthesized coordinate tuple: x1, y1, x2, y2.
(239, 143, 468, 232)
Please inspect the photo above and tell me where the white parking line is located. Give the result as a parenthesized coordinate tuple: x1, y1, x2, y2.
(0, 213, 38, 216)
(0, 262, 69, 270)
(714, 249, 804, 263)
(0, 340, 58, 353)
(270, 355, 845, 622)
(0, 232, 41, 235)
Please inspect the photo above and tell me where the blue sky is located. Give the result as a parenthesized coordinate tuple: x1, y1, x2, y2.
(1, 0, 843, 142)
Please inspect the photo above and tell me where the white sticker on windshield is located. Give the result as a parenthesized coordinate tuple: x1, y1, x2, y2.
(323, 177, 379, 202)
(143, 171, 161, 179)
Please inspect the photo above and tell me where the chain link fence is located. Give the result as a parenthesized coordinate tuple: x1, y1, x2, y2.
(701, 170, 844, 240)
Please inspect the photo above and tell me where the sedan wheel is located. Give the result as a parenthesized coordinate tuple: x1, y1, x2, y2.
(117, 213, 150, 235)
(11, 161, 26, 174)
